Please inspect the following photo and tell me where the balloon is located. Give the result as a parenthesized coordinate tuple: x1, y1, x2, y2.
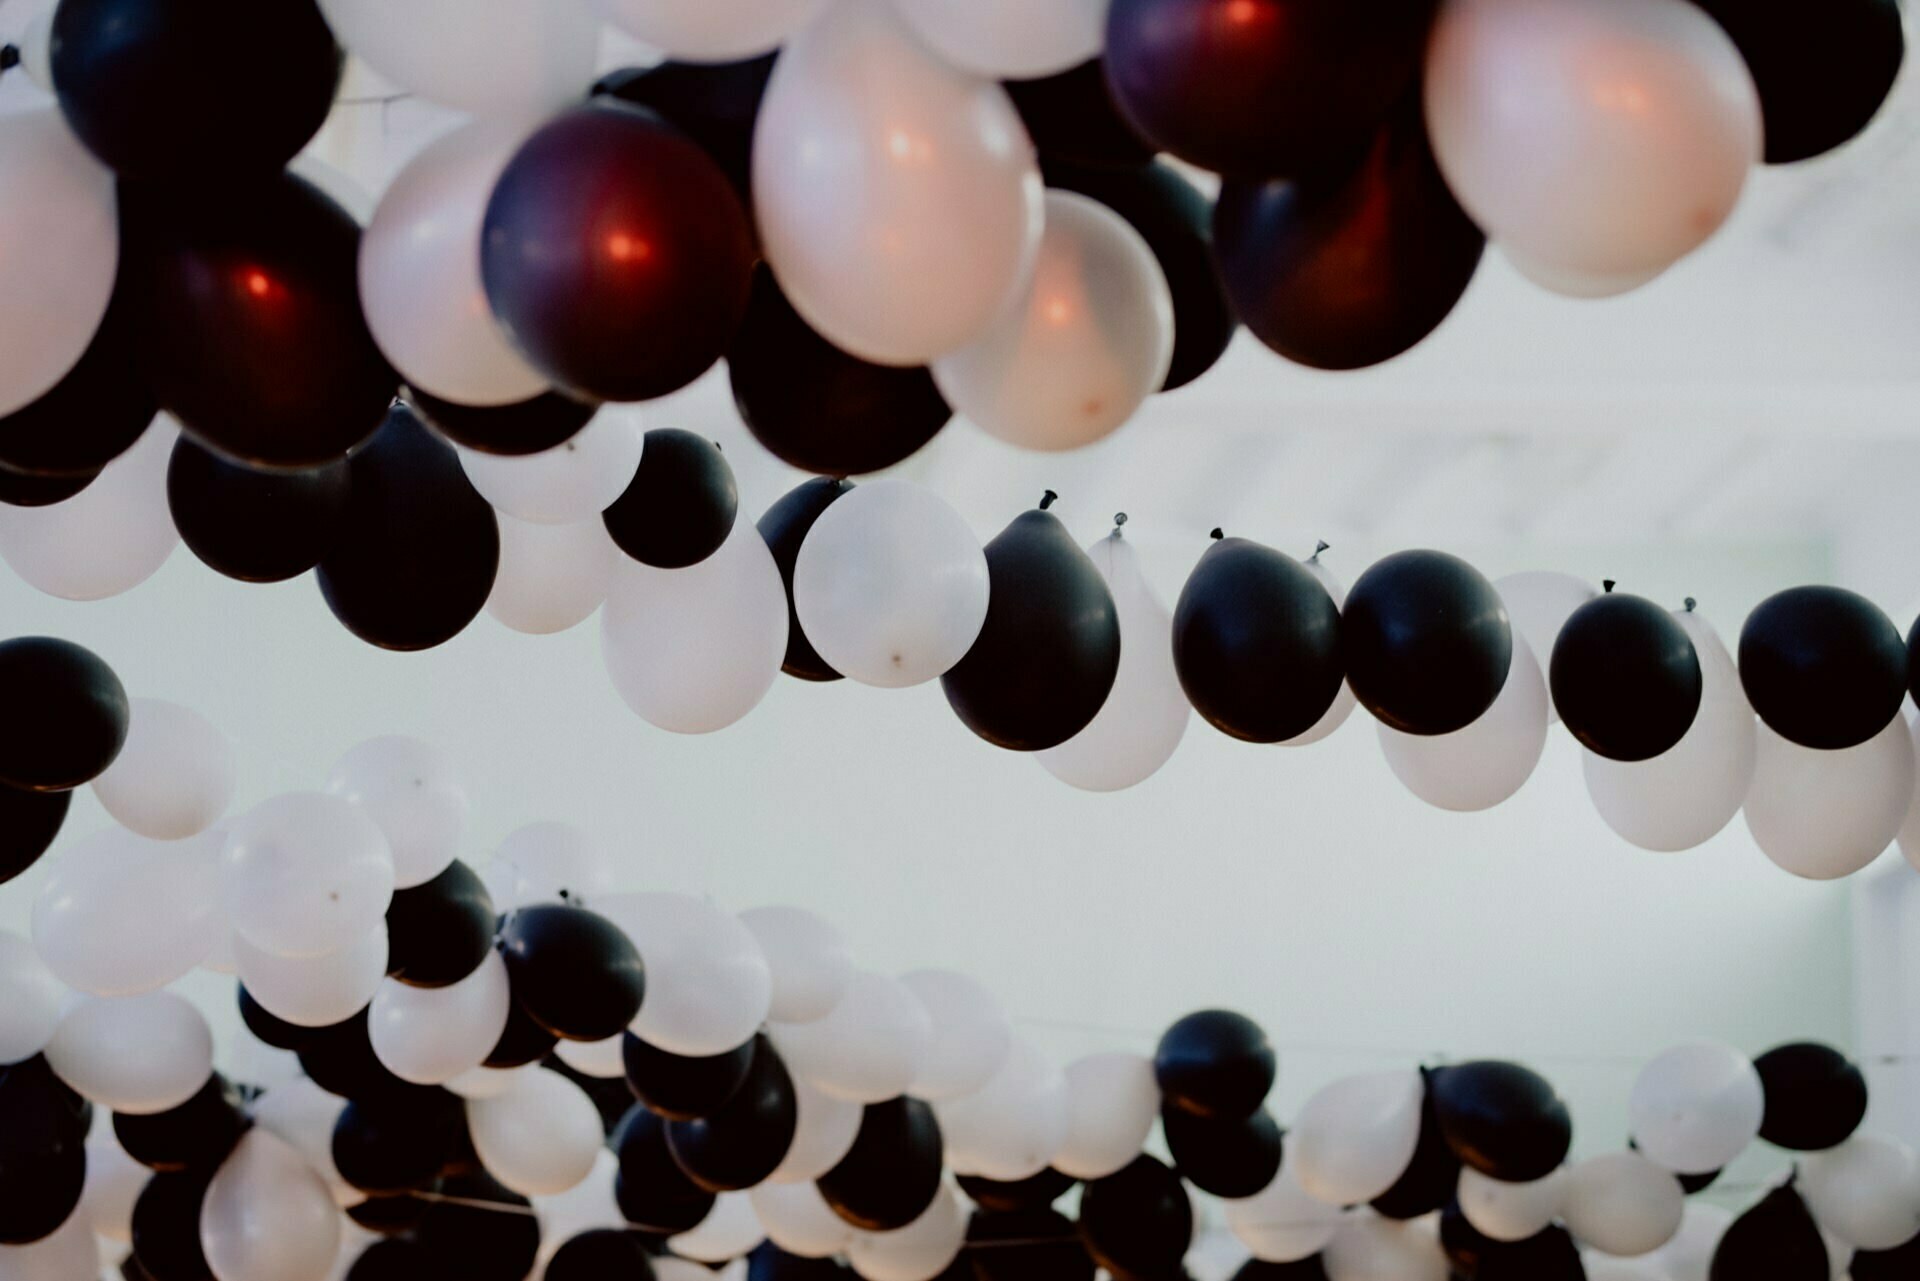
(668, 1036, 800, 1192)
(1797, 1134, 1920, 1250)
(1009, 61, 1155, 171)
(1155, 1010, 1275, 1121)
(485, 821, 611, 911)
(757, 480, 856, 683)
(459, 412, 644, 524)
(902, 970, 1013, 1103)
(0, 469, 96, 509)
(468, 1067, 605, 1197)
(0, 784, 68, 887)
(0, 417, 178, 601)
(1630, 1044, 1764, 1176)
(1458, 1166, 1566, 1243)
(293, 1009, 411, 1099)
(545, 1228, 654, 1281)
(0, 1197, 97, 1276)
(1380, 636, 1548, 811)
(1425, 0, 1761, 277)
(1052, 1052, 1158, 1182)
(1229, 1153, 1345, 1262)
(1439, 1211, 1580, 1280)
(407, 387, 598, 457)
(485, 997, 558, 1067)
(595, 55, 775, 200)
(317, 405, 501, 652)
(613, 1104, 720, 1233)
(933, 191, 1172, 451)
(793, 480, 988, 689)
(88, 698, 232, 841)
(673, 1190, 767, 1263)
(1343, 551, 1511, 737)
(1560, 1153, 1684, 1257)
(126, 173, 395, 469)
(1745, 717, 1914, 880)
(602, 429, 739, 570)
(45, 992, 212, 1114)
(847, 1181, 966, 1281)
(223, 792, 396, 958)
(313, 0, 600, 118)
(1754, 1043, 1867, 1152)
(1325, 1211, 1447, 1281)
(201, 1129, 342, 1281)
(554, 1034, 626, 1081)
(1854, 1231, 1920, 1281)
(597, 891, 772, 1056)
(1693, 0, 1904, 164)
(1551, 592, 1704, 762)
(1163, 1105, 1281, 1199)
(957, 1167, 1077, 1214)
(1505, 249, 1667, 300)
(385, 860, 495, 989)
(1291, 1071, 1424, 1206)
(531, 1148, 622, 1268)
(767, 1079, 864, 1186)
(32, 826, 219, 995)
(624, 1033, 758, 1122)
(1076, 1154, 1192, 1280)
(0, 635, 127, 790)
(730, 270, 950, 477)
(753, 0, 1043, 365)
(1214, 103, 1485, 371)
(938, 1039, 1068, 1181)
(968, 1207, 1093, 1281)
(368, 952, 511, 1086)
(133, 1166, 222, 1278)
(239, 987, 316, 1054)
(1739, 586, 1906, 751)
(592, 0, 824, 60)
(0, 933, 63, 1065)
(1708, 1185, 1828, 1281)
(325, 736, 469, 891)
(1429, 1061, 1572, 1183)
(166, 437, 350, 583)
(893, 0, 1102, 78)
(772, 971, 931, 1104)
(754, 1181, 856, 1258)
(818, 1097, 945, 1232)
(498, 904, 646, 1042)
(0, 1056, 89, 1245)
(411, 1170, 541, 1281)
(114, 1073, 247, 1172)
(359, 120, 547, 408)
(237, 928, 391, 1029)
(600, 517, 788, 734)
(481, 102, 754, 403)
(486, 516, 619, 636)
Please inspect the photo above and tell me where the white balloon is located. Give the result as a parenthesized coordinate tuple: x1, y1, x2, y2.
(751, 1181, 855, 1258)
(487, 822, 611, 911)
(314, 0, 602, 119)
(1649, 1201, 1732, 1281)
(82, 1131, 146, 1243)
(446, 1064, 529, 1101)
(467, 1068, 604, 1197)
(672, 1192, 767, 1263)
(1581, 1255, 1671, 1281)
(0, 1203, 98, 1281)
(201, 1129, 343, 1281)
(771, 971, 932, 1103)
(738, 906, 854, 1025)
(0, 930, 64, 1064)
(1494, 571, 1597, 724)
(533, 1149, 623, 1273)
(754, 0, 1043, 364)
(45, 992, 211, 1114)
(1291, 1072, 1425, 1207)
(360, 118, 547, 406)
(601, 519, 788, 734)
(1379, 636, 1549, 811)
(848, 1182, 965, 1281)
(251, 1078, 349, 1201)
(368, 951, 511, 1086)
(1323, 1210, 1448, 1281)
(460, 412, 644, 524)
(32, 825, 220, 996)
(1505, 247, 1667, 300)
(0, 107, 117, 416)
(1425, 0, 1760, 277)
(1745, 716, 1914, 880)
(1281, 553, 1359, 746)
(91, 698, 236, 841)
(1561, 1152, 1684, 1257)
(325, 736, 467, 891)
(224, 792, 396, 957)
(1053, 1051, 1158, 1181)
(488, 515, 620, 636)
(767, 1078, 865, 1184)
(891, 0, 1105, 79)
(1898, 716, 1920, 874)
(1799, 1134, 1920, 1251)
(592, 0, 828, 60)
(1629, 1043, 1764, 1176)
(900, 970, 1012, 1102)
(1226, 1151, 1345, 1263)
(1458, 1166, 1566, 1243)
(935, 192, 1171, 452)
(1586, 610, 1756, 852)
(233, 928, 390, 1029)
(1040, 531, 1190, 791)
(597, 891, 772, 1056)
(936, 1038, 1067, 1181)
(0, 418, 178, 601)
(554, 1034, 628, 1080)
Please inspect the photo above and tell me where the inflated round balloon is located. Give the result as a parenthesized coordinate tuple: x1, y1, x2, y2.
(902, 970, 1013, 1104)
(602, 429, 738, 570)
(468, 1067, 605, 1197)
(408, 388, 599, 457)
(1103, 0, 1434, 176)
(51, 0, 340, 176)
(941, 497, 1121, 751)
(90, 697, 234, 840)
(1163, 1105, 1281, 1198)
(0, 635, 127, 790)
(1009, 60, 1155, 172)
(1629, 1044, 1765, 1177)
(485, 821, 611, 912)
(1745, 717, 1913, 880)
(167, 436, 351, 583)
(326, 735, 469, 891)
(1739, 586, 1906, 750)
(459, 411, 644, 525)
(1754, 1043, 1867, 1152)
(368, 952, 511, 1086)
(817, 1097, 945, 1233)
(1290, 1070, 1425, 1206)
(1706, 1184, 1828, 1280)
(0, 417, 181, 602)
(1429, 1061, 1572, 1183)
(1343, 550, 1512, 737)
(0, 784, 68, 886)
(938, 1039, 1068, 1181)
(740, 906, 855, 1027)
(1505, 248, 1668, 301)
(592, 0, 823, 61)
(115, 1073, 247, 1173)
(46, 992, 213, 1114)
(596, 55, 775, 200)
(32, 826, 219, 996)
(488, 516, 619, 636)
(546, 1228, 656, 1281)
(792, 479, 989, 689)
(1053, 1053, 1158, 1182)
(0, 1056, 89, 1245)
(754, 0, 1043, 365)
(672, 1189, 768, 1262)
(768, 1079, 864, 1186)
(1559, 1153, 1688, 1258)
(1855, 1232, 1920, 1281)
(1426, 0, 1761, 278)
(1215, 104, 1485, 370)
(223, 791, 396, 959)
(1797, 1135, 1920, 1250)
(1380, 637, 1549, 812)
(1551, 592, 1703, 762)
(623, 1033, 757, 1123)
(596, 891, 772, 1057)
(730, 270, 951, 476)
(934, 191, 1172, 451)
(1154, 1009, 1274, 1121)
(1226, 1153, 1344, 1263)
(385, 860, 495, 989)
(1076, 1154, 1192, 1280)
(771, 971, 932, 1104)
(847, 1182, 967, 1281)
(1371, 1085, 1461, 1221)
(482, 101, 754, 403)
(758, 480, 854, 684)
(498, 905, 645, 1042)
(127, 173, 396, 469)
(667, 1036, 799, 1192)
(753, 1182, 856, 1258)
(315, 0, 600, 119)
(201, 1128, 342, 1281)
(0, 265, 154, 477)
(1457, 1166, 1566, 1244)
(235, 928, 391, 1029)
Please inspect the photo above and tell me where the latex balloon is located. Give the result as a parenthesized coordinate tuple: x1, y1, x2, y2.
(1754, 1043, 1867, 1152)
(1341, 551, 1511, 736)
(758, 482, 855, 684)
(753, 1181, 856, 1258)
(0, 417, 180, 601)
(1227, 1152, 1345, 1262)
(730, 269, 951, 476)
(46, 992, 213, 1114)
(668, 1036, 800, 1192)
(1651, 1201, 1734, 1281)
(201, 1128, 342, 1281)
(32, 825, 219, 995)
(0, 1056, 89, 1245)
(295, 1009, 415, 1099)
(546, 1228, 654, 1281)
(385, 860, 495, 989)
(0, 932, 64, 1064)
(902, 970, 1014, 1104)
(1458, 1166, 1566, 1243)
(753, 0, 1043, 365)
(933, 191, 1172, 451)
(1707, 1185, 1828, 1281)
(613, 1104, 719, 1233)
(793, 479, 989, 689)
(0, 785, 69, 886)
(846, 1180, 966, 1281)
(818, 1097, 945, 1232)
(1426, 0, 1761, 277)
(1739, 586, 1905, 750)
(1326, 1211, 1448, 1281)
(1077, 1154, 1192, 1280)
(498, 905, 645, 1042)
(1215, 103, 1485, 370)
(772, 970, 931, 1104)
(126, 173, 395, 469)
(1052, 1053, 1158, 1182)
(1630, 1044, 1764, 1176)
(1155, 1010, 1274, 1121)
(317, 405, 501, 652)
(412, 1170, 542, 1281)
(326, 736, 469, 891)
(167, 436, 350, 583)
(369, 952, 511, 1086)
(1374, 1110, 1474, 1220)
(113, 1072, 247, 1172)
(239, 988, 316, 1053)
(1551, 592, 1704, 762)
(459, 411, 644, 525)
(468, 1067, 604, 1196)
(1163, 1105, 1281, 1198)
(602, 429, 739, 569)
(482, 101, 754, 403)
(938, 1039, 1068, 1181)
(1380, 637, 1549, 811)
(1854, 1231, 1920, 1281)
(223, 791, 395, 958)
(408, 387, 598, 456)
(315, 0, 599, 118)
(1429, 1061, 1572, 1183)
(672, 1189, 767, 1262)
(1439, 1211, 1578, 1281)
(131, 1167, 215, 1280)
(623, 1033, 757, 1122)
(767, 1079, 865, 1186)
(893, 0, 1102, 78)
(1505, 249, 1667, 300)
(235, 928, 391, 1029)
(486, 515, 619, 635)
(0, 260, 154, 477)
(0, 635, 127, 790)
(596, 55, 775, 199)
(593, 0, 822, 60)
(1559, 1152, 1684, 1257)
(1291, 1071, 1425, 1206)
(1796, 1134, 1920, 1250)
(597, 891, 773, 1057)
(1009, 61, 1155, 171)
(1745, 717, 1914, 880)
(88, 698, 231, 841)
(485, 821, 611, 911)
(0, 468, 96, 508)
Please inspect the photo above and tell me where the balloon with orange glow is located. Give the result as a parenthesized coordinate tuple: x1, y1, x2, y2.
(480, 102, 755, 405)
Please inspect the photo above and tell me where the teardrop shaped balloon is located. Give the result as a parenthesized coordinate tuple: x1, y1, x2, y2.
(1708, 1184, 1830, 1280)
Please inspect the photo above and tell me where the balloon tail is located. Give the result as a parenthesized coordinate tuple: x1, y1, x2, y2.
(1039, 489, 1059, 510)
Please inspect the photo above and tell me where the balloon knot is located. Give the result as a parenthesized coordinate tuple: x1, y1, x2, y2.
(1039, 490, 1058, 511)
(1602, 579, 1617, 593)
(0, 46, 18, 74)
(1684, 597, 1697, 612)
(1312, 540, 1331, 559)
(1209, 528, 1224, 541)
(1113, 512, 1128, 527)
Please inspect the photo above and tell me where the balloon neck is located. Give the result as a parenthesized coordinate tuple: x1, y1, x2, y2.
(1209, 528, 1224, 541)
(1309, 539, 1330, 563)
(1602, 579, 1617, 593)
(0, 45, 18, 75)
(1039, 490, 1058, 511)
(1683, 597, 1697, 612)
(1110, 512, 1128, 538)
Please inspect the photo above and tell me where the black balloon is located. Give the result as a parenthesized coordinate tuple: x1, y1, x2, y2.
(486, 998, 561, 1070)
(818, 1096, 945, 1232)
(114, 1074, 247, 1172)
(297, 1009, 421, 1103)
(624, 1032, 758, 1121)
(0, 264, 155, 477)
(1008, 60, 1155, 171)
(1429, 1061, 1571, 1183)
(1754, 1042, 1868, 1152)
(0, 635, 129, 791)
(1077, 1154, 1193, 1280)
(1231, 1259, 1327, 1281)
(1441, 1208, 1583, 1281)
(1173, 536, 1343, 742)
(0, 1055, 88, 1244)
(970, 1208, 1096, 1281)
(317, 404, 500, 651)
(333, 1092, 465, 1195)
(666, 1035, 798, 1192)
(131, 1169, 215, 1281)
(729, 268, 950, 476)
(547, 1228, 658, 1281)
(0, 782, 70, 885)
(237, 986, 314, 1052)
(1738, 586, 1906, 751)
(941, 498, 1121, 752)
(498, 904, 645, 1042)
(345, 1238, 430, 1281)
(0, 466, 97, 507)
(749, 1243, 856, 1281)
(125, 173, 396, 469)
(957, 1167, 1078, 1213)
(595, 55, 775, 199)
(1550, 592, 1703, 762)
(1162, 1105, 1282, 1198)
(168, 436, 351, 583)
(602, 428, 739, 569)
(1155, 1010, 1276, 1121)
(613, 1104, 718, 1234)
(542, 1052, 634, 1136)
(1214, 102, 1484, 371)
(758, 478, 853, 683)
(412, 1170, 542, 1281)
(385, 860, 495, 989)
(1343, 550, 1512, 737)
(1853, 1229, 1920, 1281)
(407, 388, 600, 457)
(1709, 1184, 1829, 1281)
(1371, 1072, 1461, 1220)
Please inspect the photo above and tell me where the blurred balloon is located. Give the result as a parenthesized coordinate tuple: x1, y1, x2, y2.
(132, 1167, 215, 1280)
(167, 436, 350, 583)
(1291, 1071, 1425, 1206)
(1156, 1010, 1274, 1120)
(544, 1227, 653, 1281)
(624, 1033, 757, 1122)
(1325, 1211, 1447, 1281)
(0, 418, 179, 601)
(1559, 1152, 1683, 1257)
(772, 971, 931, 1104)
(1551, 591, 1703, 762)
(0, 932, 63, 1064)
(1754, 1043, 1867, 1152)
(32, 825, 218, 994)
(1854, 1231, 1920, 1281)
(486, 821, 610, 912)
(0, 259, 154, 478)
(487, 516, 619, 635)
(459, 412, 644, 524)
(1344, 550, 1511, 737)
(1380, 637, 1548, 811)
(91, 698, 234, 840)
(754, 1181, 855, 1258)
(385, 859, 495, 989)
(1429, 1061, 1572, 1183)
(895, 0, 1103, 78)
(1164, 1105, 1281, 1198)
(0, 635, 127, 790)
(602, 429, 738, 570)
(1630, 1044, 1764, 1176)
(1707, 1184, 1828, 1280)
(1505, 249, 1667, 300)
(848, 1180, 966, 1281)
(315, 0, 600, 117)
(224, 791, 395, 958)
(598, 891, 772, 1056)
(596, 55, 775, 199)
(0, 783, 67, 886)
(1739, 586, 1906, 750)
(369, 951, 511, 1085)
(0, 469, 96, 508)
(767, 1078, 864, 1185)
(818, 1097, 945, 1232)
(1009, 61, 1156, 171)
(939, 1039, 1068, 1181)
(902, 970, 1013, 1102)
(231, 1079, 345, 1192)
(0, 1190, 96, 1271)
(412, 1170, 542, 1281)
(1076, 1154, 1192, 1280)
(593, 0, 825, 60)
(468, 1067, 605, 1196)
(201, 1129, 341, 1281)
(1053, 1052, 1158, 1181)
(498, 904, 646, 1042)
(668, 1036, 800, 1191)
(1745, 717, 1913, 880)
(235, 927, 390, 1028)
(46, 992, 212, 1114)
(1227, 1151, 1345, 1262)
(758, 481, 855, 684)
(673, 1190, 768, 1263)
(0, 1055, 89, 1245)
(1458, 1166, 1566, 1243)
(325, 736, 467, 893)
(613, 1104, 719, 1232)
(1797, 1134, 1920, 1250)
